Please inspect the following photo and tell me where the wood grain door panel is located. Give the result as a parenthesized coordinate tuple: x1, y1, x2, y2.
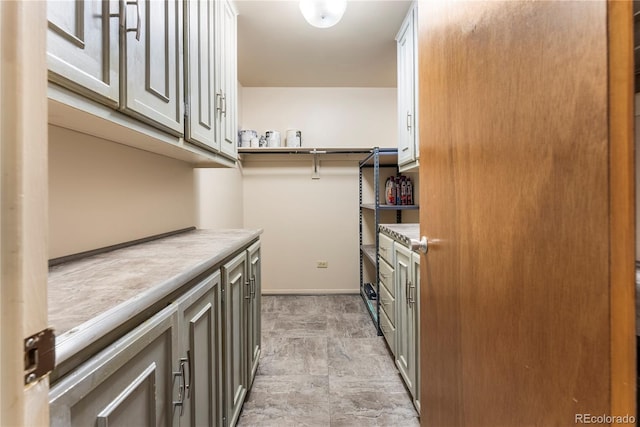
(417, 1, 635, 425)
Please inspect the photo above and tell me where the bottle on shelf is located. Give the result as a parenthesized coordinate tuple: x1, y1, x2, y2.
(386, 177, 396, 205)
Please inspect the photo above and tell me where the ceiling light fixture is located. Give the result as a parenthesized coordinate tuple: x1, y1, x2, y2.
(299, 0, 347, 29)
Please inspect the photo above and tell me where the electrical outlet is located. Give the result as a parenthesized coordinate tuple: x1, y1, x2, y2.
(316, 261, 328, 268)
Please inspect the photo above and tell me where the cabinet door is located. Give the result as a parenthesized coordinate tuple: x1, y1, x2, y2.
(185, 0, 219, 151)
(49, 304, 179, 427)
(176, 272, 222, 427)
(47, 0, 119, 106)
(121, 0, 184, 134)
(218, 0, 237, 158)
(396, 5, 417, 168)
(411, 251, 421, 414)
(395, 243, 417, 398)
(223, 252, 247, 427)
(247, 241, 261, 389)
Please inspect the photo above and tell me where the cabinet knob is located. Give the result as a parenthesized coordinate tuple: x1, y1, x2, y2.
(410, 236, 429, 254)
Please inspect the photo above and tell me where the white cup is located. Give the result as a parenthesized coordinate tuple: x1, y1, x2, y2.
(265, 130, 281, 148)
(286, 130, 302, 147)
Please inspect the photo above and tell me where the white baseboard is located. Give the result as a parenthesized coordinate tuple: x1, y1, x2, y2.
(261, 289, 359, 295)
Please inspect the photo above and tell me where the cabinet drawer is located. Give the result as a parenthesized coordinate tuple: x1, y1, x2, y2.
(379, 280, 395, 326)
(379, 233, 394, 264)
(380, 306, 396, 356)
(379, 258, 395, 297)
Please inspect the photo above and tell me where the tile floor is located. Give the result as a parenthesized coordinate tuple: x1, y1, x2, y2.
(237, 295, 420, 427)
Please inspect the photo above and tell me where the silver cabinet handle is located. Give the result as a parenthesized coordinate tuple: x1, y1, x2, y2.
(244, 280, 251, 300)
(408, 281, 415, 306)
(173, 358, 187, 415)
(222, 94, 227, 117)
(410, 236, 429, 254)
(125, 0, 141, 41)
(405, 274, 409, 305)
(185, 351, 191, 399)
(250, 275, 256, 298)
(406, 111, 412, 131)
(215, 92, 222, 115)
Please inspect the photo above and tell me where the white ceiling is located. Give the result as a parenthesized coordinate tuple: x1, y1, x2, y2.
(235, 0, 412, 87)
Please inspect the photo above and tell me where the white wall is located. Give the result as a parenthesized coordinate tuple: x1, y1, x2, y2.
(243, 159, 360, 293)
(241, 87, 397, 148)
(240, 87, 399, 293)
(195, 167, 244, 229)
(195, 82, 245, 230)
(49, 125, 196, 258)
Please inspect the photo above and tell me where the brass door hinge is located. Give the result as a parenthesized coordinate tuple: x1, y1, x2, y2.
(24, 328, 55, 385)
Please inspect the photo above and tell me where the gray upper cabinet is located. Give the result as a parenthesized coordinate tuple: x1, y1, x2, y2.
(47, 0, 119, 106)
(121, 0, 184, 135)
(176, 272, 223, 427)
(246, 241, 261, 389)
(46, 0, 239, 164)
(184, 0, 219, 151)
(396, 3, 419, 172)
(218, 0, 237, 159)
(223, 251, 247, 427)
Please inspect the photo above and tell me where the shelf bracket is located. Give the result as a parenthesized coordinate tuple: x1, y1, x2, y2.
(311, 149, 325, 179)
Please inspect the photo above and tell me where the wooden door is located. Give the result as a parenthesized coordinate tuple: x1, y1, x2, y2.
(47, 0, 119, 106)
(223, 252, 247, 427)
(417, 1, 635, 425)
(122, 0, 183, 134)
(185, 0, 219, 151)
(176, 272, 222, 427)
(0, 1, 50, 426)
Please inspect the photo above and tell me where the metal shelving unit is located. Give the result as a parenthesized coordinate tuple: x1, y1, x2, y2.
(359, 147, 419, 334)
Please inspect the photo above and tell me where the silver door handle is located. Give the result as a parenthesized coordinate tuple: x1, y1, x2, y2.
(406, 112, 412, 131)
(125, 0, 141, 41)
(410, 236, 429, 254)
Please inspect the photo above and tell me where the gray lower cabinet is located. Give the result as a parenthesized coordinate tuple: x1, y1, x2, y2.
(246, 241, 261, 388)
(49, 271, 222, 427)
(394, 242, 420, 411)
(50, 241, 262, 427)
(121, 0, 184, 134)
(177, 271, 223, 426)
(46, 0, 119, 106)
(222, 252, 247, 427)
(49, 295, 179, 426)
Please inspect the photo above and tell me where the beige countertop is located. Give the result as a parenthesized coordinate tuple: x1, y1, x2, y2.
(379, 223, 419, 247)
(49, 228, 261, 365)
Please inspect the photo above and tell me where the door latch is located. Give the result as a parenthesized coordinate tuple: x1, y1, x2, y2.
(24, 328, 55, 385)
